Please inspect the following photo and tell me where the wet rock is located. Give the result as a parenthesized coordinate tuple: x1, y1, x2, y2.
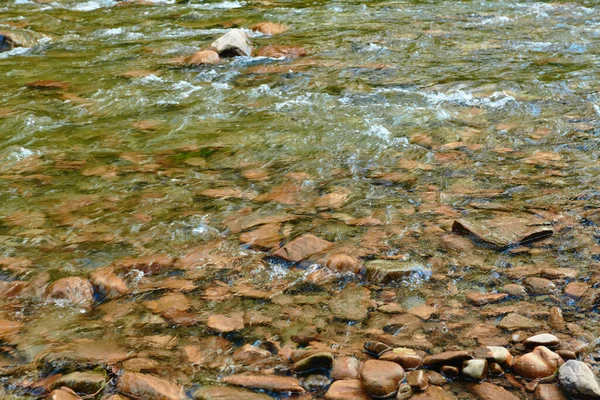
(272, 234, 332, 262)
(256, 45, 307, 59)
(250, 22, 287, 35)
(331, 356, 360, 380)
(558, 360, 600, 399)
(325, 253, 360, 273)
(0, 29, 43, 52)
(512, 346, 563, 380)
(423, 350, 472, 368)
(364, 260, 430, 284)
(360, 359, 405, 398)
(536, 383, 568, 400)
(466, 292, 508, 306)
(501, 284, 527, 298)
(427, 371, 447, 385)
(185, 50, 220, 65)
(0, 319, 23, 340)
(52, 371, 106, 394)
(408, 304, 436, 320)
(467, 382, 519, 400)
(407, 370, 428, 391)
(541, 267, 579, 280)
(452, 216, 553, 248)
(117, 372, 183, 400)
(524, 277, 555, 295)
(473, 346, 512, 366)
(302, 374, 331, 391)
(314, 188, 350, 210)
(498, 313, 541, 331)
(233, 344, 271, 365)
(240, 223, 283, 250)
(292, 352, 333, 375)
(489, 362, 504, 376)
(550, 307, 566, 331)
(379, 347, 422, 370)
(44, 277, 94, 309)
(91, 267, 129, 300)
(462, 359, 488, 381)
(145, 292, 190, 314)
(557, 349, 576, 361)
(364, 341, 391, 357)
(324, 379, 370, 400)
(192, 386, 273, 400)
(47, 388, 81, 400)
(161, 309, 198, 327)
(121, 357, 161, 373)
(328, 285, 370, 321)
(564, 282, 590, 300)
(27, 80, 70, 90)
(412, 386, 458, 399)
(397, 383, 413, 400)
(440, 366, 459, 379)
(207, 313, 244, 333)
(222, 374, 304, 393)
(210, 29, 252, 57)
(523, 333, 559, 348)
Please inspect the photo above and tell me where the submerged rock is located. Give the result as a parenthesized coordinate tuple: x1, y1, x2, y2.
(193, 385, 273, 400)
(185, 50, 220, 65)
(117, 372, 183, 400)
(364, 260, 430, 284)
(0, 29, 44, 52)
(250, 22, 287, 35)
(210, 29, 252, 57)
(452, 216, 553, 248)
(512, 346, 563, 380)
(360, 359, 405, 398)
(324, 379, 370, 400)
(558, 360, 600, 399)
(272, 234, 332, 262)
(52, 371, 106, 394)
(328, 285, 370, 321)
(44, 277, 94, 309)
(222, 374, 304, 393)
(207, 313, 244, 333)
(47, 388, 80, 400)
(292, 352, 333, 375)
(255, 45, 307, 59)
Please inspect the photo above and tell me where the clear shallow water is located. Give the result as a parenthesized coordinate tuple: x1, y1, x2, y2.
(0, 0, 600, 398)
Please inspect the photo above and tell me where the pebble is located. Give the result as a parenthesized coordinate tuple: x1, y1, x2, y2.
(223, 374, 304, 393)
(185, 50, 220, 65)
(44, 277, 94, 309)
(325, 253, 360, 273)
(250, 22, 287, 35)
(524, 277, 555, 295)
(193, 386, 273, 400)
(550, 307, 566, 331)
(396, 383, 413, 400)
(466, 292, 509, 306)
(52, 371, 105, 394)
(255, 45, 307, 59)
(523, 333, 560, 348)
(117, 372, 183, 400)
(206, 314, 244, 333)
(498, 313, 541, 331)
(423, 350, 472, 368)
(47, 388, 80, 400)
(232, 344, 271, 365)
(379, 347, 422, 370)
(360, 359, 406, 398)
(331, 356, 360, 380)
(324, 379, 370, 400)
(467, 382, 520, 400)
(407, 370, 428, 391)
(440, 366, 460, 379)
(558, 360, 600, 399)
(535, 383, 569, 400)
(292, 351, 333, 375)
(427, 371, 447, 385)
(462, 359, 488, 381)
(210, 29, 252, 57)
(412, 385, 458, 399)
(564, 282, 590, 300)
(512, 346, 564, 380)
(90, 267, 129, 300)
(364, 341, 391, 357)
(501, 284, 527, 298)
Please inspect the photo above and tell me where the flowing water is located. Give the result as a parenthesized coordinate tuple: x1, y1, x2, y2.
(1, 0, 600, 398)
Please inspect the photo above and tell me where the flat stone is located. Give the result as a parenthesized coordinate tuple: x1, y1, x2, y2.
(91, 267, 129, 300)
(423, 351, 472, 368)
(52, 371, 106, 394)
(467, 382, 520, 400)
(379, 348, 422, 370)
(250, 22, 287, 35)
(397, 383, 413, 400)
(440, 366, 459, 379)
(328, 285, 370, 321)
(564, 282, 590, 300)
(558, 360, 600, 399)
(523, 333, 560, 348)
(498, 313, 541, 331)
(407, 370, 428, 391)
(550, 307, 566, 331)
(47, 389, 80, 400)
(427, 371, 447, 386)
(364, 341, 392, 357)
(210, 29, 252, 57)
(232, 344, 271, 365)
(117, 372, 183, 400)
(331, 357, 360, 380)
(501, 284, 527, 298)
(272, 234, 332, 262)
(536, 383, 568, 400)
(255, 45, 307, 59)
(222, 374, 304, 393)
(324, 379, 370, 400)
(292, 352, 333, 375)
(364, 260, 430, 284)
(193, 386, 273, 400)
(185, 50, 219, 65)
(207, 314, 244, 333)
(325, 253, 360, 273)
(412, 385, 458, 400)
(466, 292, 509, 306)
(408, 304, 436, 320)
(524, 277, 555, 295)
(513, 346, 563, 380)
(360, 359, 405, 398)
(452, 216, 553, 248)
(541, 268, 579, 279)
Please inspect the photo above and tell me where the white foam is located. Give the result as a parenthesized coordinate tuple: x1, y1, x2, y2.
(425, 90, 516, 109)
(191, 0, 244, 9)
(0, 46, 31, 58)
(71, 0, 117, 11)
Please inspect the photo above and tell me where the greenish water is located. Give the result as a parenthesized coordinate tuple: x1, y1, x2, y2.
(0, 0, 600, 398)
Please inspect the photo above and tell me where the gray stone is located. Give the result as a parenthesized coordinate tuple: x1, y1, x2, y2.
(558, 360, 600, 399)
(210, 29, 252, 57)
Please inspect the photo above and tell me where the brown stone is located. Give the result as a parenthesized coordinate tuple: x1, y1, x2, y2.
(239, 223, 282, 250)
(314, 188, 350, 210)
(440, 366, 459, 379)
(272, 234, 332, 262)
(549, 307, 566, 331)
(523, 333, 559, 348)
(535, 383, 568, 400)
(423, 351, 472, 368)
(255, 45, 307, 59)
(564, 282, 590, 300)
(331, 357, 360, 380)
(379, 348, 422, 370)
(192, 386, 272, 400)
(467, 382, 520, 400)
(512, 346, 563, 380)
(328, 285, 370, 321)
(501, 284, 527, 298)
(324, 379, 369, 400)
(90, 267, 129, 300)
(250, 22, 287, 35)
(47, 388, 80, 400)
(52, 371, 106, 394)
(207, 314, 244, 333)
(498, 313, 541, 331)
(360, 359, 405, 398)
(27, 80, 70, 90)
(117, 372, 183, 400)
(222, 374, 304, 393)
(232, 344, 271, 365)
(185, 50, 219, 65)
(364, 341, 391, 357)
(466, 292, 508, 306)
(541, 268, 579, 280)
(407, 370, 428, 391)
(524, 277, 555, 295)
(325, 253, 360, 273)
(44, 277, 94, 309)
(452, 216, 553, 248)
(408, 304, 436, 320)
(411, 386, 458, 399)
(427, 371, 447, 386)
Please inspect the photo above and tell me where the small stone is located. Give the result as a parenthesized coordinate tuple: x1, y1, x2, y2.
(412, 386, 458, 399)
(302, 375, 331, 391)
(325, 253, 360, 273)
(210, 29, 252, 57)
(396, 383, 413, 400)
(207, 314, 244, 333)
(498, 313, 541, 331)
(558, 360, 600, 399)
(524, 277, 555, 295)
(193, 386, 273, 400)
(44, 277, 94, 309)
(486, 346, 513, 366)
(117, 372, 183, 400)
(331, 357, 360, 380)
(364, 341, 391, 357)
(292, 352, 333, 375)
(324, 379, 370, 400)
(467, 382, 520, 400)
(222, 374, 304, 393)
(408, 304, 436, 320)
(556, 350, 576, 361)
(489, 362, 504, 376)
(52, 371, 106, 394)
(501, 284, 527, 298)
(536, 383, 568, 400)
(466, 292, 508, 306)
(185, 50, 219, 65)
(550, 307, 566, 331)
(272, 234, 332, 262)
(462, 359, 488, 381)
(407, 370, 428, 391)
(90, 267, 129, 300)
(364, 260, 430, 284)
(513, 346, 563, 380)
(232, 344, 271, 365)
(379, 347, 422, 370)
(360, 359, 406, 398)
(423, 350, 472, 368)
(523, 333, 560, 348)
(440, 366, 459, 379)
(255, 45, 306, 59)
(564, 282, 590, 300)
(427, 371, 447, 385)
(328, 285, 370, 321)
(250, 22, 287, 35)
(47, 388, 80, 400)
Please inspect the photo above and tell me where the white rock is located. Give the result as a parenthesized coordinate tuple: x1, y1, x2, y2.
(524, 333, 560, 348)
(487, 346, 513, 366)
(559, 360, 600, 399)
(462, 359, 488, 381)
(210, 29, 252, 57)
